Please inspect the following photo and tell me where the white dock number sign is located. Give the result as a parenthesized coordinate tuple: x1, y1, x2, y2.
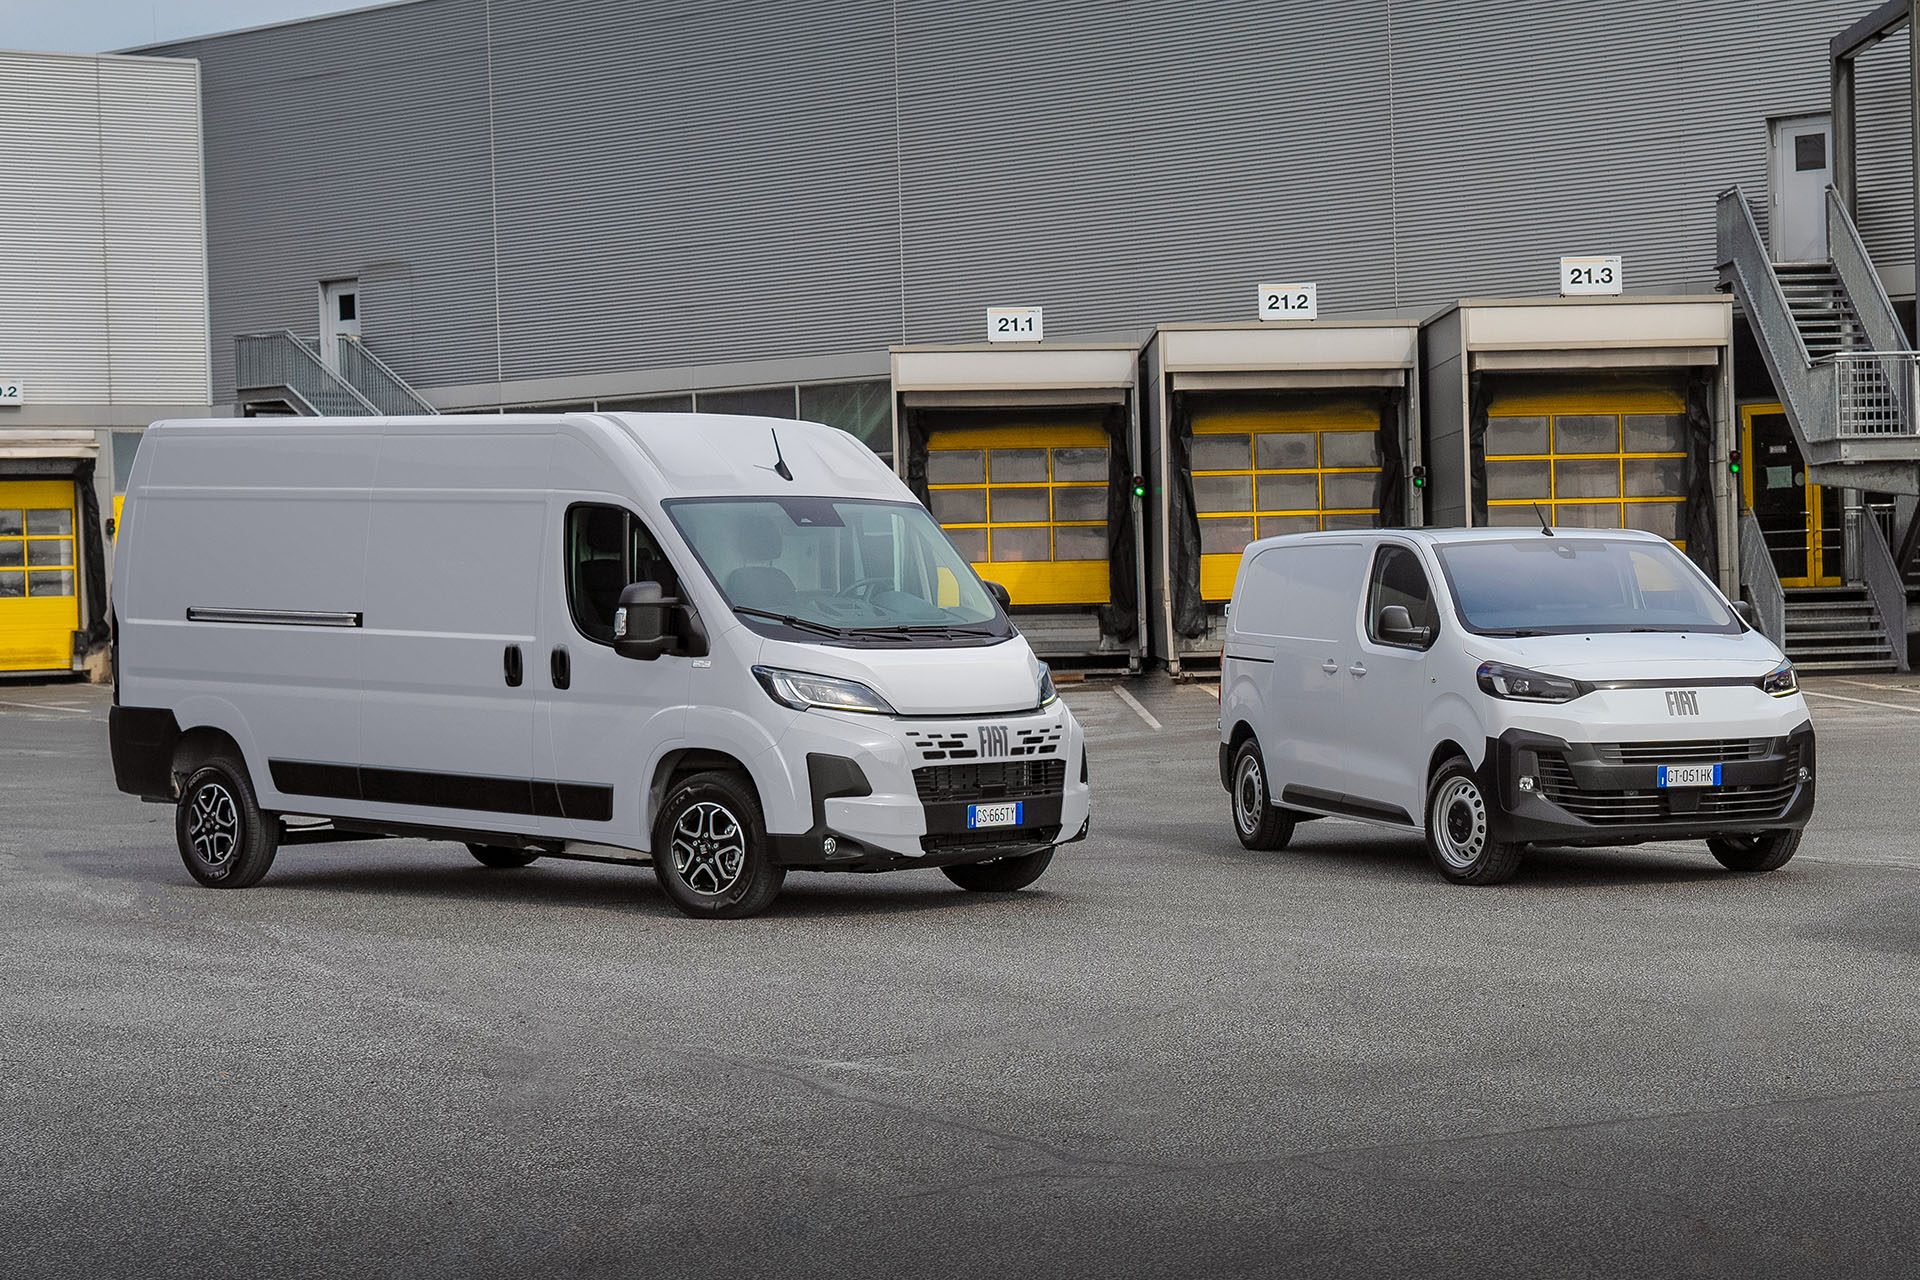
(1560, 255, 1623, 296)
(0, 381, 21, 404)
(986, 306, 1043, 343)
(1258, 283, 1317, 321)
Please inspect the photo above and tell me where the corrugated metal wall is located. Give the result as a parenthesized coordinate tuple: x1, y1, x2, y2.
(0, 52, 209, 407)
(153, 0, 1898, 402)
(1853, 33, 1915, 277)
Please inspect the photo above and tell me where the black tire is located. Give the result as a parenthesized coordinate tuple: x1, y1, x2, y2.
(651, 770, 784, 918)
(1708, 829, 1801, 873)
(1423, 756, 1522, 885)
(175, 755, 279, 889)
(466, 843, 540, 869)
(942, 847, 1054, 892)
(1229, 738, 1297, 851)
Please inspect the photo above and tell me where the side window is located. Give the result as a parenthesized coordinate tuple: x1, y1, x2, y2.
(566, 505, 677, 643)
(1366, 544, 1438, 648)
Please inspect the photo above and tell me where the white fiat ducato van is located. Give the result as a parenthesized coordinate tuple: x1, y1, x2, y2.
(1219, 527, 1813, 884)
(109, 414, 1089, 918)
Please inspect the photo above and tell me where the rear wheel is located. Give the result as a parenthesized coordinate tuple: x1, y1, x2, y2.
(1230, 738, 1296, 851)
(175, 755, 279, 889)
(1708, 829, 1801, 873)
(467, 843, 540, 869)
(1424, 757, 1521, 885)
(943, 847, 1054, 892)
(652, 771, 784, 918)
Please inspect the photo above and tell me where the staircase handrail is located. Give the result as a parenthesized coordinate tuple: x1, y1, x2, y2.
(1819, 350, 1920, 438)
(1826, 186, 1912, 356)
(1716, 187, 1835, 447)
(336, 336, 438, 415)
(1856, 503, 1913, 673)
(235, 331, 378, 414)
(1737, 510, 1787, 650)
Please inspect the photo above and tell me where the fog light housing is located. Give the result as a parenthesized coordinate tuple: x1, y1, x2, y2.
(1518, 775, 1537, 793)
(821, 835, 838, 857)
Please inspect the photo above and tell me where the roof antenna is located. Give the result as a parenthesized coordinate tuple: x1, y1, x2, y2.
(1532, 502, 1554, 536)
(769, 427, 793, 482)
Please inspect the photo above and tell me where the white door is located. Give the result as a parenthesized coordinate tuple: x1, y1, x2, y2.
(538, 500, 692, 848)
(1260, 540, 1367, 804)
(1769, 115, 1831, 262)
(1350, 541, 1441, 826)
(320, 279, 360, 371)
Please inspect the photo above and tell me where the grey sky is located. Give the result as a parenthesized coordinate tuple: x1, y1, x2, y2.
(3, 0, 391, 53)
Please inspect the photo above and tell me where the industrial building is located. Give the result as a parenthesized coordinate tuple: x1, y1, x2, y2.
(2, 0, 1915, 675)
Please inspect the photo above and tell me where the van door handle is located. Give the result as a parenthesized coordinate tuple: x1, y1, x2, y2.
(550, 645, 570, 690)
(1350, 663, 1368, 677)
(1321, 659, 1339, 675)
(503, 644, 523, 688)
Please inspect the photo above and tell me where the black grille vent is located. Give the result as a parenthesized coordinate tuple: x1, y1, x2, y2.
(1592, 739, 1767, 765)
(914, 759, 1066, 805)
(921, 826, 1061, 856)
(1536, 745, 1800, 826)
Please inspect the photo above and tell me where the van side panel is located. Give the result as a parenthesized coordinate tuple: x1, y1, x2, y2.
(122, 430, 374, 784)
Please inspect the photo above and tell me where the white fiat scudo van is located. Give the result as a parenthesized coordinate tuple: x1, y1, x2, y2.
(1219, 527, 1813, 883)
(109, 414, 1089, 918)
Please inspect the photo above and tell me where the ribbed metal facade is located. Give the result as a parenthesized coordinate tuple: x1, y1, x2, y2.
(150, 0, 1908, 403)
(1853, 31, 1915, 277)
(0, 51, 209, 408)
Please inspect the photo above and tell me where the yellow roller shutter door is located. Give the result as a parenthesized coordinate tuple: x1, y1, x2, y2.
(1189, 396, 1384, 601)
(0, 479, 82, 673)
(1483, 381, 1689, 549)
(925, 422, 1112, 607)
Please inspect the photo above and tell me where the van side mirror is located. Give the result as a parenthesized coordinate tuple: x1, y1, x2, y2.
(1731, 600, 1755, 628)
(983, 580, 1012, 610)
(614, 581, 675, 660)
(1376, 604, 1432, 648)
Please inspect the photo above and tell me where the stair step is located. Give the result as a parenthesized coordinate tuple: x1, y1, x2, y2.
(1794, 659, 1901, 674)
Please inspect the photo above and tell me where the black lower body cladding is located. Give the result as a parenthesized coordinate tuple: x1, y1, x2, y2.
(109, 705, 183, 800)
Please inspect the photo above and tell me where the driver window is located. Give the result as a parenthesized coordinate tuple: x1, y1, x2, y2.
(1366, 544, 1438, 648)
(566, 505, 677, 643)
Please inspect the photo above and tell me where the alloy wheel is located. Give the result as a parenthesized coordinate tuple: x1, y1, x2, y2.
(188, 781, 240, 869)
(671, 801, 747, 896)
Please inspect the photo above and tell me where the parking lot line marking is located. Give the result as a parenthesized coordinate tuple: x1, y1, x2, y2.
(1196, 683, 1220, 700)
(1802, 689, 1920, 715)
(1113, 686, 1162, 731)
(0, 700, 90, 716)
(1831, 678, 1920, 697)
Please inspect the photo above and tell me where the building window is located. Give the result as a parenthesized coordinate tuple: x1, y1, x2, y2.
(597, 394, 694, 413)
(1793, 133, 1826, 172)
(696, 385, 797, 418)
(799, 381, 890, 453)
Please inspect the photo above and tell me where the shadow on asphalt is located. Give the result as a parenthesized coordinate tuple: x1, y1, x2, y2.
(1189, 828, 1738, 888)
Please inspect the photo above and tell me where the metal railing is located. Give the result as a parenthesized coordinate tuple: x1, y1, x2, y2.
(336, 337, 437, 415)
(1825, 351, 1920, 437)
(1827, 187, 1912, 358)
(1738, 511, 1787, 649)
(235, 331, 378, 415)
(1855, 502, 1912, 673)
(1716, 187, 1836, 445)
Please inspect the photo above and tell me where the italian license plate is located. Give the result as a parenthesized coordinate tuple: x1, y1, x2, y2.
(1657, 763, 1722, 788)
(967, 801, 1023, 829)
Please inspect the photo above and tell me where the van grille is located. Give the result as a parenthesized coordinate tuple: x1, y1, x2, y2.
(1537, 744, 1800, 826)
(921, 826, 1061, 857)
(1591, 739, 1767, 765)
(914, 759, 1066, 804)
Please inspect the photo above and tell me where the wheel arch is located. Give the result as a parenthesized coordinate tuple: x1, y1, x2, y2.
(647, 748, 763, 845)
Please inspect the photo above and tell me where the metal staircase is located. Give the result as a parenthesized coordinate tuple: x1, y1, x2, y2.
(1782, 586, 1899, 674)
(1718, 186, 1917, 672)
(234, 332, 436, 418)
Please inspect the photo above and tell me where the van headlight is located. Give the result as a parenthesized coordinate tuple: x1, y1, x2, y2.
(1476, 661, 1590, 703)
(1758, 660, 1799, 698)
(1038, 664, 1058, 708)
(752, 666, 897, 715)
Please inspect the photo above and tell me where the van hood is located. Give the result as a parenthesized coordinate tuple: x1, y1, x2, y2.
(1464, 628, 1785, 679)
(750, 632, 1046, 716)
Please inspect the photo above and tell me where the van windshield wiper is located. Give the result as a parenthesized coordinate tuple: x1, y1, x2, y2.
(731, 606, 851, 639)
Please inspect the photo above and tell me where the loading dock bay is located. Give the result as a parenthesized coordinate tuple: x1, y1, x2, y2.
(3, 674, 1916, 1279)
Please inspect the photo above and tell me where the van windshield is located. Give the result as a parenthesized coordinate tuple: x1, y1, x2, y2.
(1433, 537, 1739, 636)
(665, 497, 1011, 643)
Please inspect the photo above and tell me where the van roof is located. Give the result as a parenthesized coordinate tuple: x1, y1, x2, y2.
(1243, 525, 1669, 555)
(141, 412, 907, 501)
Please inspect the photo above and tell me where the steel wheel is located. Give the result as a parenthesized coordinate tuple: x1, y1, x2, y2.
(1234, 754, 1266, 838)
(1431, 775, 1488, 871)
(187, 781, 240, 870)
(670, 801, 747, 897)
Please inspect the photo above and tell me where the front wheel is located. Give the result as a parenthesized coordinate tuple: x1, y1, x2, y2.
(943, 847, 1054, 892)
(175, 755, 280, 889)
(1708, 830, 1801, 873)
(1424, 757, 1521, 885)
(467, 843, 540, 869)
(652, 771, 784, 918)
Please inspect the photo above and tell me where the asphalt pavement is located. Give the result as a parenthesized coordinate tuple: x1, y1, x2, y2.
(1, 674, 1917, 1278)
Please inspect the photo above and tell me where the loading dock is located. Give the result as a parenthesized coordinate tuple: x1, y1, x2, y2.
(0, 433, 110, 677)
(1142, 322, 1422, 675)
(890, 344, 1146, 670)
(1420, 297, 1737, 592)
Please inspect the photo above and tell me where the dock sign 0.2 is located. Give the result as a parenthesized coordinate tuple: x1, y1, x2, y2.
(1560, 255, 1623, 296)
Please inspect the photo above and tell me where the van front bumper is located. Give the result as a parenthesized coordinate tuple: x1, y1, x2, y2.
(1479, 721, 1815, 847)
